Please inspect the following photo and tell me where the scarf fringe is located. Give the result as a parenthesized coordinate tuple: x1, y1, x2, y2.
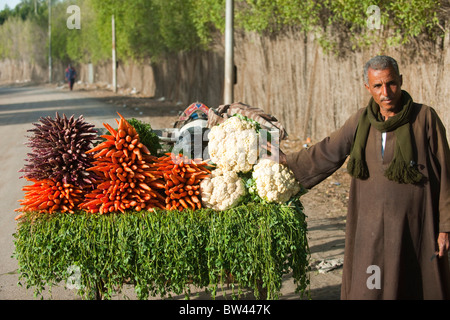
(347, 157, 369, 180)
(384, 159, 423, 184)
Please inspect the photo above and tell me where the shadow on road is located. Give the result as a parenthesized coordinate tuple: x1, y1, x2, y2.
(0, 85, 185, 127)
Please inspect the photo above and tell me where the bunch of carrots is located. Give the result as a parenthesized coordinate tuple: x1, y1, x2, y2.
(152, 153, 212, 211)
(15, 179, 83, 219)
(81, 113, 166, 214)
(15, 112, 99, 220)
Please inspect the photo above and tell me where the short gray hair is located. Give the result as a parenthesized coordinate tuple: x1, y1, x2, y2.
(363, 55, 400, 85)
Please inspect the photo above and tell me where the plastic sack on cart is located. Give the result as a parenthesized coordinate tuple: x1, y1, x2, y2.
(206, 102, 288, 140)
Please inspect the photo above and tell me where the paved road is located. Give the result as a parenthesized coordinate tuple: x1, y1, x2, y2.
(0, 84, 163, 299)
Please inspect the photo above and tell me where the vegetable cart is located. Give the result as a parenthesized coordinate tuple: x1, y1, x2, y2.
(13, 103, 310, 300)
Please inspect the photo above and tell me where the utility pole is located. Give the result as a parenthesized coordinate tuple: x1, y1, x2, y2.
(112, 14, 117, 93)
(48, 0, 52, 83)
(223, 0, 234, 105)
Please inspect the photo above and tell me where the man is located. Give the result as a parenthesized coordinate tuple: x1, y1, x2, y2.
(280, 55, 450, 299)
(65, 64, 77, 91)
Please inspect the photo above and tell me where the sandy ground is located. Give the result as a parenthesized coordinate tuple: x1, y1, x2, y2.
(0, 82, 347, 300)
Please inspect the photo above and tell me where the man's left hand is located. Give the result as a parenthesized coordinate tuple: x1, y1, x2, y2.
(438, 232, 450, 257)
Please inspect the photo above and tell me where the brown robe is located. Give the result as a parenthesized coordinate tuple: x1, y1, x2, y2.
(286, 102, 450, 299)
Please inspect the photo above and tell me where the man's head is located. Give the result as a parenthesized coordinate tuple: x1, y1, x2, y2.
(364, 55, 403, 118)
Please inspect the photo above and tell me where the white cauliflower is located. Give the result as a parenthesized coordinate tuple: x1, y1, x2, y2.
(252, 159, 301, 204)
(208, 116, 258, 173)
(199, 168, 247, 211)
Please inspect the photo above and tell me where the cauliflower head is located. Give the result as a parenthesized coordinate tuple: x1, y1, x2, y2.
(208, 116, 258, 173)
(200, 168, 247, 211)
(252, 159, 301, 204)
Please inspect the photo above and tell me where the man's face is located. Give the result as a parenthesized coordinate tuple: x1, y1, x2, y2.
(365, 67, 403, 118)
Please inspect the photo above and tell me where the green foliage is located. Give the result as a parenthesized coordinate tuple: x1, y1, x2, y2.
(0, 15, 47, 62)
(191, 0, 226, 47)
(89, 0, 203, 61)
(13, 203, 309, 300)
(46, 0, 104, 64)
(0, 0, 445, 64)
(0, 7, 13, 25)
(236, 0, 323, 33)
(386, 0, 441, 43)
(89, 0, 157, 61)
(324, 0, 442, 51)
(64, 0, 103, 63)
(192, 0, 444, 51)
(0, 0, 47, 24)
(0, 1, 48, 60)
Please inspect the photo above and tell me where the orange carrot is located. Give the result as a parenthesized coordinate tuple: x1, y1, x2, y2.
(179, 198, 189, 209)
(103, 122, 117, 138)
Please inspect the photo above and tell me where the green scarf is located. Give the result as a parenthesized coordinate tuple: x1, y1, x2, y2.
(347, 90, 423, 184)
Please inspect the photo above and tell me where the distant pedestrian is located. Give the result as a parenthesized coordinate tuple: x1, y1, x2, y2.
(65, 64, 77, 91)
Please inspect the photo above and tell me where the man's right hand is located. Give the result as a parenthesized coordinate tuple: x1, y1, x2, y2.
(262, 141, 288, 166)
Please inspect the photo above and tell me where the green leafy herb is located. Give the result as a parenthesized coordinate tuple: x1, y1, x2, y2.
(13, 203, 309, 300)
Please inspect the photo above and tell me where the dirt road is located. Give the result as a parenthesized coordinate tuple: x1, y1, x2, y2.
(0, 83, 347, 300)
